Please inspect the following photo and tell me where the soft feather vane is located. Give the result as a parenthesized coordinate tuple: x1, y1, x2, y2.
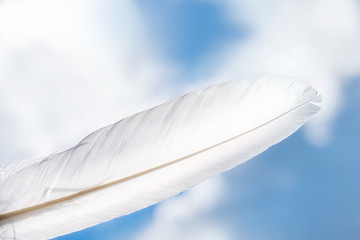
(0, 76, 320, 239)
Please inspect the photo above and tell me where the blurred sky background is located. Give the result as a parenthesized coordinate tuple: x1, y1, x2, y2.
(0, 0, 360, 239)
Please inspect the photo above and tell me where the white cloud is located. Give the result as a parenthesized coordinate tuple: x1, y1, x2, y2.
(203, 0, 360, 146)
(134, 177, 233, 240)
(0, 0, 175, 160)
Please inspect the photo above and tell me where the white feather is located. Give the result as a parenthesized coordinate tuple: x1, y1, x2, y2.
(0, 75, 321, 239)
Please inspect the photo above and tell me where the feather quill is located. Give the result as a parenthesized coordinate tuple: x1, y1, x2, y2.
(0, 75, 321, 239)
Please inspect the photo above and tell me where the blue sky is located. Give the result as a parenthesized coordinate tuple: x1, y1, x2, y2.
(134, 0, 244, 67)
(0, 0, 360, 239)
